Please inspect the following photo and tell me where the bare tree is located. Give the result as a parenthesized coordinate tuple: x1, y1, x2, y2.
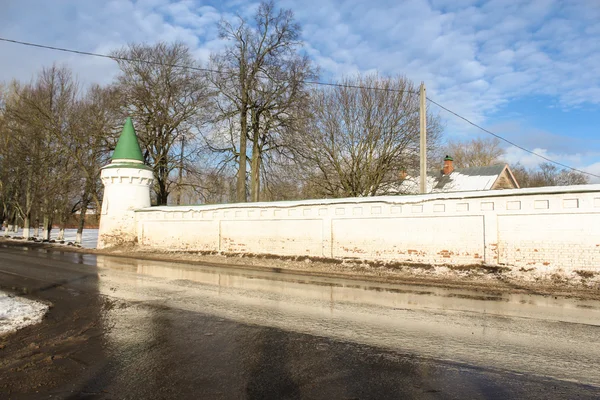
(255, 150, 305, 201)
(445, 137, 505, 168)
(0, 82, 20, 232)
(208, 1, 315, 202)
(3, 81, 42, 237)
(67, 85, 120, 243)
(112, 42, 211, 205)
(2, 66, 80, 238)
(556, 168, 589, 185)
(512, 162, 589, 187)
(0, 65, 121, 243)
(187, 166, 237, 204)
(289, 74, 442, 198)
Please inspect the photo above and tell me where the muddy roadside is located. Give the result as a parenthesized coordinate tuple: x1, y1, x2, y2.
(1, 237, 599, 301)
(0, 259, 114, 398)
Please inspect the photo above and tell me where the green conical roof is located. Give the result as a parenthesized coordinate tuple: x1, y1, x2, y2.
(112, 117, 144, 162)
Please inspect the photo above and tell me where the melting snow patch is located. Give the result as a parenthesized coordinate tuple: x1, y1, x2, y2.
(0, 291, 49, 336)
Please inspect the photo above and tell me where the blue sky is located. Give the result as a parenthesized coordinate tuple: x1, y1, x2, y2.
(1, 0, 599, 180)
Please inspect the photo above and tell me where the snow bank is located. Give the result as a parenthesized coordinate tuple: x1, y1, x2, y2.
(57, 228, 99, 248)
(0, 291, 49, 336)
(3, 228, 99, 249)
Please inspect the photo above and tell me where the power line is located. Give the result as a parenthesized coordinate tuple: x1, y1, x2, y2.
(0, 37, 418, 95)
(303, 79, 418, 94)
(426, 98, 600, 179)
(0, 37, 215, 72)
(1, 36, 597, 179)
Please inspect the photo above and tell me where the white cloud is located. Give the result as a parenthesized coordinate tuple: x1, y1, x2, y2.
(284, 0, 600, 140)
(2, 0, 598, 112)
(0, 0, 226, 88)
(504, 147, 584, 169)
(582, 162, 600, 184)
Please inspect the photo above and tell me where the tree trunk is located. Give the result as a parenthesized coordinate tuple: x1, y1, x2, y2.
(250, 109, 261, 202)
(237, 105, 248, 203)
(76, 196, 89, 245)
(12, 211, 18, 232)
(34, 218, 40, 237)
(4, 211, 13, 235)
(176, 136, 184, 205)
(23, 213, 30, 238)
(42, 215, 51, 240)
(57, 227, 65, 241)
(22, 162, 34, 237)
(157, 163, 169, 205)
(250, 150, 261, 202)
(158, 188, 169, 206)
(57, 210, 67, 241)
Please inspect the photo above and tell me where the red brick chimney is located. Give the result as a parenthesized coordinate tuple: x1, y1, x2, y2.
(443, 155, 454, 175)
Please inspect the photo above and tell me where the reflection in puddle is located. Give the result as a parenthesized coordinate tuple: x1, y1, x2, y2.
(91, 254, 600, 387)
(95, 255, 600, 326)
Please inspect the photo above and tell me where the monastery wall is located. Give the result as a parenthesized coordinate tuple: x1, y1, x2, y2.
(134, 185, 600, 270)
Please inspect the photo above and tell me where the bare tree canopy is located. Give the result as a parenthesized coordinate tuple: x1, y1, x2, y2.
(68, 85, 121, 239)
(445, 137, 505, 168)
(112, 42, 211, 205)
(0, 65, 115, 241)
(8, 66, 79, 238)
(512, 162, 589, 188)
(289, 74, 443, 198)
(208, 0, 316, 202)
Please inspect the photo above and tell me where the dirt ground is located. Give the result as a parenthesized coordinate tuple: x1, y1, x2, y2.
(0, 262, 110, 398)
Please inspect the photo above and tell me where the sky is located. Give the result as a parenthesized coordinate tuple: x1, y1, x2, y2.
(1, 0, 599, 180)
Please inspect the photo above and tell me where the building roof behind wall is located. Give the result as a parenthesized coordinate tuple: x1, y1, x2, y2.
(434, 165, 507, 192)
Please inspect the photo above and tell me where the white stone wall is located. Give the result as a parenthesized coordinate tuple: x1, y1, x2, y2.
(134, 185, 600, 270)
(97, 166, 154, 249)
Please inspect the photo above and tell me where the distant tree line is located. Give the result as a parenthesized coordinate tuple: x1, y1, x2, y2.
(444, 137, 589, 187)
(0, 1, 589, 242)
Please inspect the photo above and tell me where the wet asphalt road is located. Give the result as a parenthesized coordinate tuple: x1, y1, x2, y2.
(0, 245, 599, 399)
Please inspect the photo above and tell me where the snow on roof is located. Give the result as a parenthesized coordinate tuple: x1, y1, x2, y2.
(395, 175, 439, 194)
(397, 165, 508, 194)
(434, 165, 506, 192)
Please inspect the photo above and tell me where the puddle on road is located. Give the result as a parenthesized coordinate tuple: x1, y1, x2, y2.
(2, 245, 598, 325)
(88, 254, 600, 387)
(94, 255, 600, 326)
(3, 245, 599, 387)
(1, 244, 99, 266)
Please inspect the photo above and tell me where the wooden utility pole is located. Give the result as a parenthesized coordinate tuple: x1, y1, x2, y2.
(419, 82, 427, 194)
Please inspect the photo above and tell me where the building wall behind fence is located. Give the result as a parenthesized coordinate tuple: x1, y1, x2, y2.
(135, 185, 600, 271)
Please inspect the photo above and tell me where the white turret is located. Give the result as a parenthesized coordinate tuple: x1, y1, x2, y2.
(97, 117, 153, 249)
